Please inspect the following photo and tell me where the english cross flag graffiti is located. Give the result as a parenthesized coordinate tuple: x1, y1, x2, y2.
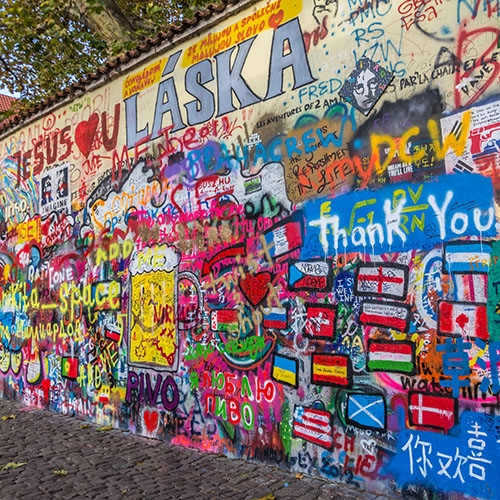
(355, 262, 409, 300)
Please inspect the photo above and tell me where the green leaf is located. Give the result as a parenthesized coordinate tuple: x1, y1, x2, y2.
(52, 469, 68, 476)
(96, 424, 113, 432)
(1, 462, 27, 470)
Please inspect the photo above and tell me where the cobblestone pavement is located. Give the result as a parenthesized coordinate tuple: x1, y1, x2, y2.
(0, 398, 392, 500)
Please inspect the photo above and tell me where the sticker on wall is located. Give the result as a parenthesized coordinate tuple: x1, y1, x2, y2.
(339, 58, 393, 115)
(293, 403, 334, 449)
(39, 163, 70, 216)
(128, 244, 180, 370)
(311, 353, 353, 387)
(17, 216, 41, 244)
(263, 212, 303, 258)
(441, 98, 500, 195)
(366, 339, 416, 374)
(346, 392, 386, 431)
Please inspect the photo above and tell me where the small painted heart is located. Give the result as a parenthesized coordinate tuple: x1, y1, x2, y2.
(268, 10, 284, 29)
(75, 113, 99, 158)
(239, 271, 272, 306)
(143, 409, 159, 432)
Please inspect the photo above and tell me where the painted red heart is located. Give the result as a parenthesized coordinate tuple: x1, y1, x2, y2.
(144, 409, 159, 432)
(268, 10, 284, 29)
(239, 271, 272, 306)
(75, 113, 99, 157)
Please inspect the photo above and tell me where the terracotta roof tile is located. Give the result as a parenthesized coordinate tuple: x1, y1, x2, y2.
(0, 94, 17, 113)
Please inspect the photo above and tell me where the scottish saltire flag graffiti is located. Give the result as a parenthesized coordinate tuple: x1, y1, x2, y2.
(346, 393, 386, 430)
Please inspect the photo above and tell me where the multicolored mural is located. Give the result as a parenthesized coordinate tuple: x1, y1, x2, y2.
(0, 0, 500, 496)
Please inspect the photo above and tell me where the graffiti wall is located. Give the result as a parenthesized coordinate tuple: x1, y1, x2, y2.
(0, 0, 500, 496)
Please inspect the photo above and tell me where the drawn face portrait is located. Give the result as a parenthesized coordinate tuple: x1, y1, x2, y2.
(339, 58, 394, 116)
(353, 68, 378, 112)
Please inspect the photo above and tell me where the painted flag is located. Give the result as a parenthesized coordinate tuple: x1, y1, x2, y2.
(304, 304, 336, 340)
(293, 405, 334, 449)
(311, 354, 352, 387)
(438, 301, 488, 340)
(346, 393, 386, 431)
(444, 242, 491, 274)
(355, 262, 408, 300)
(61, 357, 79, 379)
(359, 300, 410, 332)
(105, 325, 121, 342)
(288, 260, 332, 291)
(272, 353, 298, 388)
(408, 391, 457, 431)
(263, 307, 288, 329)
(453, 159, 474, 173)
(367, 339, 415, 374)
(453, 273, 488, 303)
(210, 309, 239, 333)
(264, 215, 303, 258)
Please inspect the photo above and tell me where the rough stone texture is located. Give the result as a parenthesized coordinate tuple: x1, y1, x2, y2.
(0, 398, 394, 500)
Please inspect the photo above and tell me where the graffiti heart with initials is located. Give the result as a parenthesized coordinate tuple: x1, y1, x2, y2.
(360, 438, 378, 456)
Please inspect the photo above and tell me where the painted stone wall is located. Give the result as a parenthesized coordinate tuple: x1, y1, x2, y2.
(0, 0, 500, 497)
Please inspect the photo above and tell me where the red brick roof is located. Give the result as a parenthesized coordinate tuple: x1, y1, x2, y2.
(0, 93, 17, 112)
(0, 0, 242, 135)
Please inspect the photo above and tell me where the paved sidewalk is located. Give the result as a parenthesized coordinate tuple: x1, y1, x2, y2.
(0, 398, 391, 500)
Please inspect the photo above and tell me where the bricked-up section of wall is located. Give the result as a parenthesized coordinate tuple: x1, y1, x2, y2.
(0, 1, 500, 498)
